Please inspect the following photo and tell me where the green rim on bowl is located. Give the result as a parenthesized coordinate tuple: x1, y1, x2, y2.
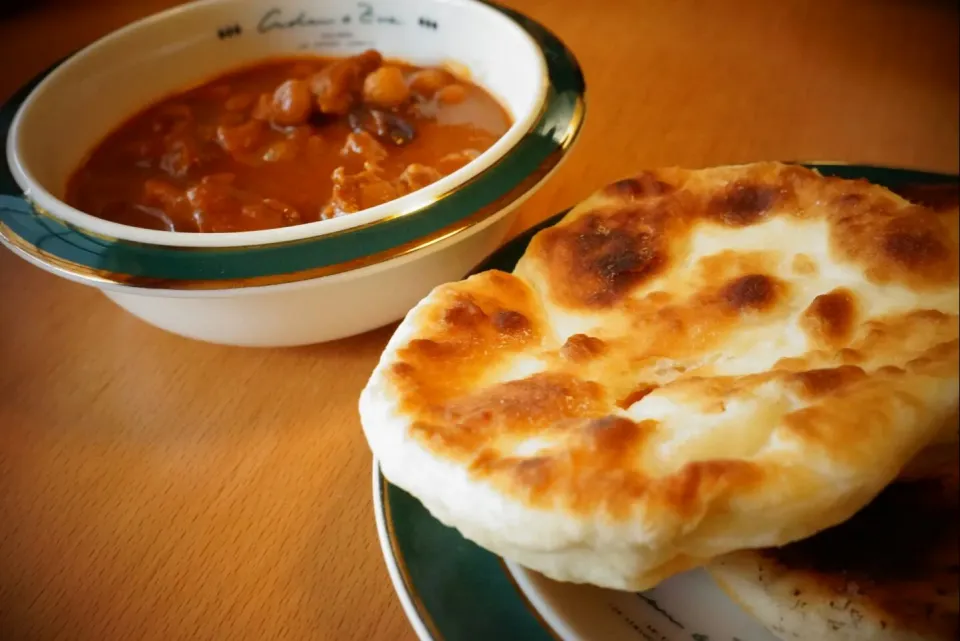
(374, 162, 958, 641)
(0, 2, 586, 289)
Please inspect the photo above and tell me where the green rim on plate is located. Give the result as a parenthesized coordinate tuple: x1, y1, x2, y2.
(0, 2, 586, 287)
(375, 163, 958, 641)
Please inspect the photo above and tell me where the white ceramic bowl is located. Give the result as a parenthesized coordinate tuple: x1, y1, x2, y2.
(0, 0, 586, 346)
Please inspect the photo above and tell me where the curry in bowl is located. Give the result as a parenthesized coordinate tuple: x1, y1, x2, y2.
(65, 50, 512, 233)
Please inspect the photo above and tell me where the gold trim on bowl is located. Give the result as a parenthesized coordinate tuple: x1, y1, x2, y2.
(0, 72, 588, 290)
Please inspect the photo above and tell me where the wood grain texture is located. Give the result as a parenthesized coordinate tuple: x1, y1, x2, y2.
(0, 1, 957, 640)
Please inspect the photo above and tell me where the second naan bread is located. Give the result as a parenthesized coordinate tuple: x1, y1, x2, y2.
(360, 162, 959, 590)
(709, 471, 959, 641)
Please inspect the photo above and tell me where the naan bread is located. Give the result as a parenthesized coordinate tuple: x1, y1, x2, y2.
(360, 162, 959, 590)
(709, 472, 959, 641)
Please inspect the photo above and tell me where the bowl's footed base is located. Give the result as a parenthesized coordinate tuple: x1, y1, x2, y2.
(102, 212, 518, 347)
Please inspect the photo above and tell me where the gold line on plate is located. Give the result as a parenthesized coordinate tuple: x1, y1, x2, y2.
(381, 473, 446, 641)
(496, 559, 565, 641)
(380, 467, 567, 641)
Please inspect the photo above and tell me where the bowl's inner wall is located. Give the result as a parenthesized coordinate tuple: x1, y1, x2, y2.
(15, 0, 544, 199)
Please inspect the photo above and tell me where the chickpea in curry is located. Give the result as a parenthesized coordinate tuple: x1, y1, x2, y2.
(66, 51, 512, 232)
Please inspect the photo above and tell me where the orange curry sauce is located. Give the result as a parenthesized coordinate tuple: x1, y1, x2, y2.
(66, 51, 512, 232)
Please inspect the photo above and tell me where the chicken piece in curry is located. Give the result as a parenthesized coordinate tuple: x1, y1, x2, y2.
(66, 50, 512, 232)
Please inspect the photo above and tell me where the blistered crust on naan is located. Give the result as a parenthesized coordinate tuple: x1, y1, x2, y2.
(525, 163, 957, 310)
(360, 162, 960, 590)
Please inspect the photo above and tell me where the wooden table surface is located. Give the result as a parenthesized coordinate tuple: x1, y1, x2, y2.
(0, 1, 957, 640)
